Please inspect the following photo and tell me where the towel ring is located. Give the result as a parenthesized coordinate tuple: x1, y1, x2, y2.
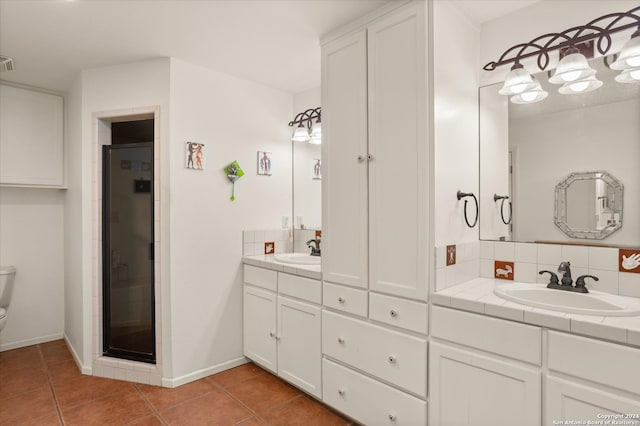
(457, 190, 478, 228)
(493, 194, 512, 225)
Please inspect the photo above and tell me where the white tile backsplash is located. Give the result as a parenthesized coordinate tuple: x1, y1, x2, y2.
(243, 229, 292, 255)
(494, 241, 515, 261)
(515, 243, 537, 263)
(619, 273, 640, 298)
(436, 241, 637, 297)
(479, 241, 494, 260)
(538, 244, 562, 265)
(588, 247, 619, 271)
(561, 245, 589, 268)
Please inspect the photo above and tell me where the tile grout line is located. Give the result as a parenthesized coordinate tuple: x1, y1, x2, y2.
(207, 378, 264, 424)
(131, 384, 168, 426)
(38, 343, 65, 425)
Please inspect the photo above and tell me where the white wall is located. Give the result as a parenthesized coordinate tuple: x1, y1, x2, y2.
(510, 98, 640, 245)
(71, 58, 171, 372)
(64, 73, 86, 365)
(0, 188, 64, 350)
(433, 0, 481, 246)
(168, 58, 292, 382)
(293, 86, 322, 230)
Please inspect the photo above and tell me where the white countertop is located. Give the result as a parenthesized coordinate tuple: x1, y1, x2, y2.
(433, 278, 640, 348)
(242, 254, 322, 280)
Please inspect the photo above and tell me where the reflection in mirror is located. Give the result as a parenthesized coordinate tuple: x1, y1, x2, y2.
(293, 140, 321, 230)
(555, 171, 623, 240)
(480, 56, 640, 246)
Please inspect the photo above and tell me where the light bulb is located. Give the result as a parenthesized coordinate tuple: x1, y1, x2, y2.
(628, 56, 640, 67)
(560, 70, 581, 82)
(569, 81, 589, 92)
(520, 91, 538, 102)
(631, 69, 640, 80)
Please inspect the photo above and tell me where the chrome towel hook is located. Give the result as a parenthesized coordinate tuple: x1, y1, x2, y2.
(457, 190, 478, 228)
(493, 194, 512, 225)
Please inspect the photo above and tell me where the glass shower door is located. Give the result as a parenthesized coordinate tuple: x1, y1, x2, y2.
(102, 142, 155, 363)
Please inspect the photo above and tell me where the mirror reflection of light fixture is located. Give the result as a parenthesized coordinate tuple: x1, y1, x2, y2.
(483, 6, 640, 102)
(289, 107, 321, 144)
(558, 74, 603, 94)
(510, 77, 548, 104)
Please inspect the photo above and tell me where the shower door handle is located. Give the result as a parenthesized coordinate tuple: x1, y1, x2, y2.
(148, 242, 154, 261)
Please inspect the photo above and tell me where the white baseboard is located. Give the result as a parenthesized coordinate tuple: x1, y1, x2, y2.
(0, 332, 63, 352)
(161, 356, 249, 388)
(64, 334, 92, 375)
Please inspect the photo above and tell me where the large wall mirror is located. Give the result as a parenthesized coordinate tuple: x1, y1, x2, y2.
(479, 56, 640, 246)
(292, 141, 321, 232)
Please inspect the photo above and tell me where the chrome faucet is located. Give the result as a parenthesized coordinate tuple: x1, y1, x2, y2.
(306, 239, 321, 257)
(539, 261, 598, 293)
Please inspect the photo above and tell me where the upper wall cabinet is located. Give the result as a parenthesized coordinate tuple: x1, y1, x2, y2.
(321, 1, 429, 301)
(0, 83, 65, 187)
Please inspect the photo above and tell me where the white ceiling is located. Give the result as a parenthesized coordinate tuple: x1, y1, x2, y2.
(0, 0, 541, 94)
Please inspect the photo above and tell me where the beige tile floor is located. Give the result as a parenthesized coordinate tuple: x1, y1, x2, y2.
(0, 340, 352, 425)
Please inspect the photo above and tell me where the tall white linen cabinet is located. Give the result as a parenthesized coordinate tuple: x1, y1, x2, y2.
(320, 1, 431, 423)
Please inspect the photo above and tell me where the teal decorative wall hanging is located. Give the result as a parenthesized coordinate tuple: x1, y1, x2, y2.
(223, 160, 244, 201)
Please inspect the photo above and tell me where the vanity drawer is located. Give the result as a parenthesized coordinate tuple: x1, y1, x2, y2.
(548, 331, 640, 395)
(322, 310, 427, 398)
(370, 292, 428, 334)
(323, 359, 427, 425)
(278, 273, 321, 304)
(431, 306, 542, 366)
(323, 282, 368, 317)
(243, 265, 277, 292)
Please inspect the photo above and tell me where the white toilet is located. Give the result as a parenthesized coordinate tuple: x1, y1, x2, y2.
(0, 265, 16, 332)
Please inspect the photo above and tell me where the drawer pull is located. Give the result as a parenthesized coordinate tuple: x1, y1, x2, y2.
(338, 337, 345, 344)
(390, 309, 398, 318)
(338, 388, 346, 396)
(388, 413, 397, 422)
(388, 355, 397, 363)
(338, 297, 345, 303)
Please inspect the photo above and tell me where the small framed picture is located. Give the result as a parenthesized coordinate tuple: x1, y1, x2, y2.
(185, 142, 205, 170)
(141, 161, 151, 172)
(312, 158, 321, 180)
(257, 151, 272, 175)
(120, 160, 131, 170)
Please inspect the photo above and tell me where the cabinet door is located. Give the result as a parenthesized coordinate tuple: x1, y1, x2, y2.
(321, 30, 369, 289)
(277, 296, 322, 398)
(429, 342, 541, 426)
(243, 286, 277, 373)
(0, 84, 64, 187)
(367, 3, 429, 301)
(546, 376, 640, 425)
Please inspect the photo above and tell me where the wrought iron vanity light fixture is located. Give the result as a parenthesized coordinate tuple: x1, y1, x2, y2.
(288, 107, 321, 144)
(485, 6, 640, 104)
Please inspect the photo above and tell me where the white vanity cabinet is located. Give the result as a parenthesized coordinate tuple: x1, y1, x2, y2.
(545, 331, 640, 424)
(321, 0, 429, 301)
(0, 83, 65, 187)
(429, 307, 542, 426)
(242, 265, 322, 398)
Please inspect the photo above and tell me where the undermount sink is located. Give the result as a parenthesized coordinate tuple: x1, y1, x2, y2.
(273, 253, 321, 265)
(494, 282, 640, 317)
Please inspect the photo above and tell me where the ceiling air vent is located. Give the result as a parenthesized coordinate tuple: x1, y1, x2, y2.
(0, 56, 15, 72)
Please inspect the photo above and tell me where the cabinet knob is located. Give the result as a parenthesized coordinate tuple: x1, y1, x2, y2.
(338, 297, 345, 303)
(338, 337, 345, 344)
(367, 154, 374, 161)
(269, 332, 275, 338)
(338, 388, 346, 396)
(390, 309, 398, 318)
(388, 413, 397, 422)
(275, 335, 281, 341)
(388, 355, 397, 363)
(357, 155, 365, 162)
